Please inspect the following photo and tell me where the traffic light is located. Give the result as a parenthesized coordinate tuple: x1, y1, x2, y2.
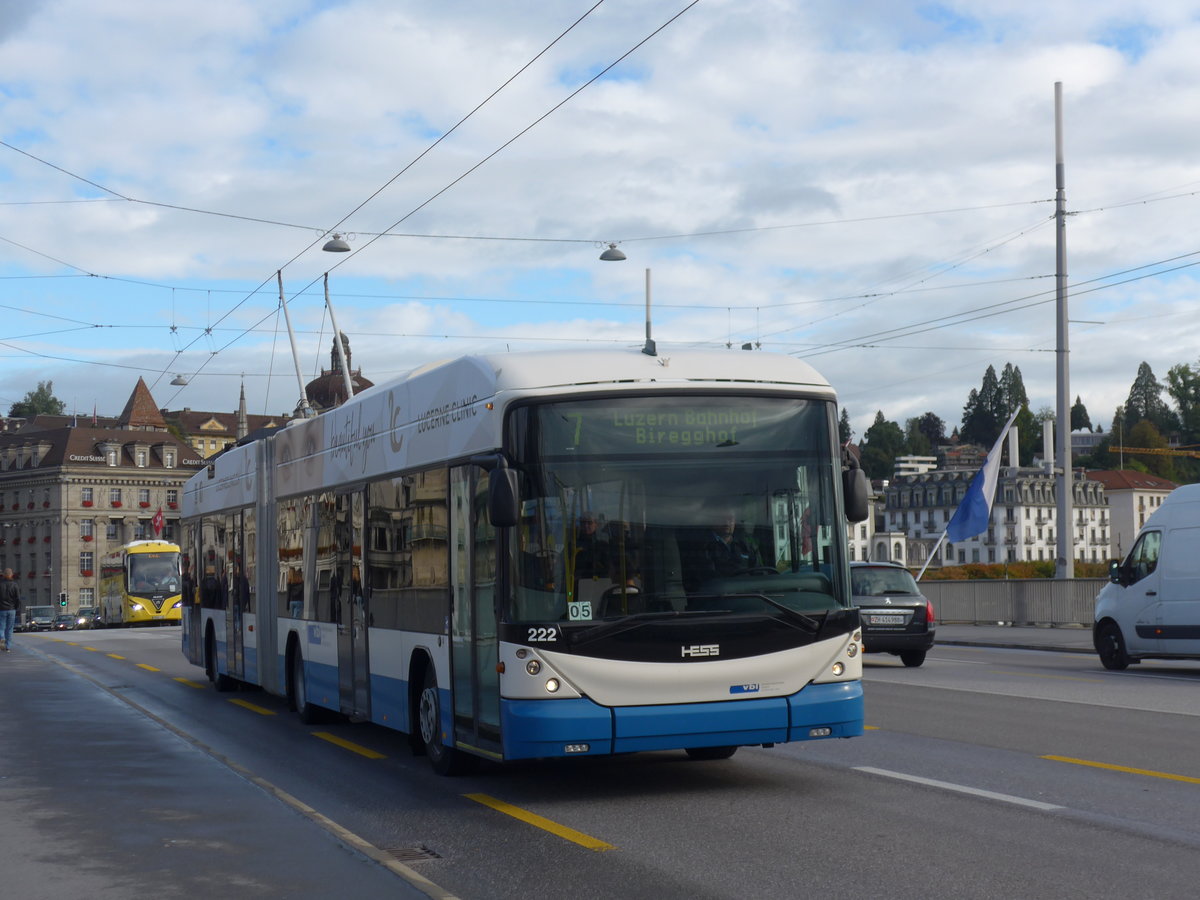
(58, 591, 68, 608)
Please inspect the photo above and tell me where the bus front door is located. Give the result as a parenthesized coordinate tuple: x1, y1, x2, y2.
(336, 491, 370, 719)
(449, 466, 501, 759)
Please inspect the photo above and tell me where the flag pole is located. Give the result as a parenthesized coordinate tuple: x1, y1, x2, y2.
(916, 531, 947, 581)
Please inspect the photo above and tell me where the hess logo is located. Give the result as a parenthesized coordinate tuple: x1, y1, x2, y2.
(681, 644, 720, 658)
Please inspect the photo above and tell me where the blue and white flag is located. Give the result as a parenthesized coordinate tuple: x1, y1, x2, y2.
(946, 409, 1020, 543)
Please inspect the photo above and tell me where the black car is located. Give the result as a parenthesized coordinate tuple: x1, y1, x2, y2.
(850, 561, 936, 667)
(51, 613, 76, 631)
(74, 607, 98, 630)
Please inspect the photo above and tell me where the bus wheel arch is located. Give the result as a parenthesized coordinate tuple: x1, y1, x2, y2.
(287, 633, 323, 723)
(414, 657, 474, 775)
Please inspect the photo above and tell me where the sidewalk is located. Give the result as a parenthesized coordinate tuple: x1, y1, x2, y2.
(936, 622, 1095, 654)
(0, 641, 444, 900)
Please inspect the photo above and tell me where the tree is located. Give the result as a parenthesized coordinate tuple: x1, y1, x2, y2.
(9, 380, 66, 418)
(1125, 419, 1177, 480)
(904, 418, 932, 456)
(998, 363, 1028, 419)
(860, 411, 906, 481)
(1070, 395, 1092, 432)
(1166, 362, 1200, 444)
(838, 408, 853, 445)
(961, 365, 1002, 447)
(1123, 362, 1176, 436)
(913, 411, 946, 448)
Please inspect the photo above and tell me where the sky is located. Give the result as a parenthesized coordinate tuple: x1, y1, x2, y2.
(3, 0, 1200, 442)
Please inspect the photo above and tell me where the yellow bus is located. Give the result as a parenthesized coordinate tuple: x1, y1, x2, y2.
(98, 540, 184, 626)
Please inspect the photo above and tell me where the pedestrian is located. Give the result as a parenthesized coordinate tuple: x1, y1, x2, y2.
(0, 567, 21, 652)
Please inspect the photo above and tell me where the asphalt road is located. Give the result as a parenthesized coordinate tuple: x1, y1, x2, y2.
(4, 626, 1199, 899)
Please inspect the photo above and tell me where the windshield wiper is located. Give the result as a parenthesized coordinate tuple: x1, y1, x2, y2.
(690, 591, 822, 633)
(569, 609, 726, 646)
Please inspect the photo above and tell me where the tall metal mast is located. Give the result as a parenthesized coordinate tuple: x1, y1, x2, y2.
(1054, 82, 1074, 579)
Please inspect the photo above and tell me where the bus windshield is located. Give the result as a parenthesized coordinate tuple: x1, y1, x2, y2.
(128, 551, 182, 594)
(506, 394, 848, 624)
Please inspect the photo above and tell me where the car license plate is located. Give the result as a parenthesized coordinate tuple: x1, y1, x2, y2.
(869, 614, 905, 625)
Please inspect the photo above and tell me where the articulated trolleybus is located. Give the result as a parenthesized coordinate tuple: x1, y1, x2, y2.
(181, 349, 870, 774)
(99, 540, 185, 626)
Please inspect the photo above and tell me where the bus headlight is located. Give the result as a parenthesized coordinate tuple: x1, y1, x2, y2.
(846, 643, 858, 657)
(545, 678, 560, 693)
(526, 659, 541, 675)
(130, 603, 143, 612)
(831, 662, 845, 676)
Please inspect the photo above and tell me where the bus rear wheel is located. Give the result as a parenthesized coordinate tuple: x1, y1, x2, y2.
(418, 667, 473, 775)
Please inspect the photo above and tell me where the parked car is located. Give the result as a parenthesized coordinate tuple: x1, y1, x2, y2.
(75, 607, 98, 630)
(850, 561, 936, 667)
(52, 613, 76, 631)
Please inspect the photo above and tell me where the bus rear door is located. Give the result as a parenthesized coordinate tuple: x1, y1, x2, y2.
(335, 490, 370, 718)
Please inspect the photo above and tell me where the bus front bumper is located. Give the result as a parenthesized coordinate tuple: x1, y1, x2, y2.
(499, 680, 864, 760)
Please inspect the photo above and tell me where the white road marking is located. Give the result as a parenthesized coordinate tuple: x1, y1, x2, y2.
(854, 766, 1063, 811)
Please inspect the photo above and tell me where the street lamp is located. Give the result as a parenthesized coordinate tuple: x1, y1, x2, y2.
(599, 242, 626, 261)
(322, 233, 351, 252)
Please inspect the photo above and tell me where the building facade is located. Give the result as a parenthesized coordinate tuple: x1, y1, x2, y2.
(1085, 470, 1178, 559)
(0, 379, 204, 611)
(164, 382, 292, 459)
(879, 466, 1111, 570)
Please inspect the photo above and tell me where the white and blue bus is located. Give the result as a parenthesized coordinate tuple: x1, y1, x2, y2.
(181, 348, 869, 774)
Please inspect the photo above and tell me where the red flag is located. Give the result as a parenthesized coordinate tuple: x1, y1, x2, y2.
(152, 507, 164, 536)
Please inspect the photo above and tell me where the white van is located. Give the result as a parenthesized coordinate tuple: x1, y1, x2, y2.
(1094, 483, 1200, 669)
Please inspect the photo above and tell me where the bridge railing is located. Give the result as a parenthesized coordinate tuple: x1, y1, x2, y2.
(916, 578, 1106, 627)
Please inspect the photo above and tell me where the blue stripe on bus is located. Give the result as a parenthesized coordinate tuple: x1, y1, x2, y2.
(499, 680, 864, 760)
(369, 673, 409, 729)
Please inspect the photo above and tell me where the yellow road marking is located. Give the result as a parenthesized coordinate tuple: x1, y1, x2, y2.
(137, 663, 160, 672)
(313, 731, 387, 759)
(864, 725, 880, 730)
(174, 677, 207, 689)
(1043, 755, 1200, 785)
(84, 646, 100, 652)
(229, 698, 277, 716)
(106, 653, 125, 660)
(465, 793, 616, 851)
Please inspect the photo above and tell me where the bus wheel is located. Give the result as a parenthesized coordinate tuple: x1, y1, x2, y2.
(290, 649, 323, 724)
(685, 746, 738, 761)
(1096, 622, 1130, 670)
(418, 667, 473, 775)
(205, 628, 237, 692)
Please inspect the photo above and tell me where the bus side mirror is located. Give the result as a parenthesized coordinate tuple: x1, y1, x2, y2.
(1108, 559, 1125, 585)
(843, 468, 869, 523)
(488, 468, 520, 528)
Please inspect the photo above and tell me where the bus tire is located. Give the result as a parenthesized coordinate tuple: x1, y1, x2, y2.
(290, 648, 324, 724)
(418, 667, 474, 775)
(204, 627, 237, 692)
(685, 745, 738, 761)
